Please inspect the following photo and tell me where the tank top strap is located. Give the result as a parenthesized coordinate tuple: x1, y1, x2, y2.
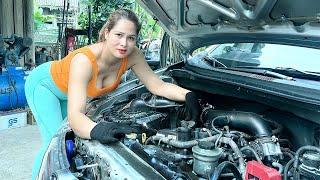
(76, 47, 98, 74)
(119, 57, 128, 75)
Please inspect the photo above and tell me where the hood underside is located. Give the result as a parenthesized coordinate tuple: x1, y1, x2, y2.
(138, 0, 320, 51)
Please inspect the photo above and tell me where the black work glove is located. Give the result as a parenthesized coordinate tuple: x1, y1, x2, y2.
(183, 92, 201, 123)
(90, 121, 138, 144)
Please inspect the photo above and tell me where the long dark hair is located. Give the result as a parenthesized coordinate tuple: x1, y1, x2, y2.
(98, 9, 141, 42)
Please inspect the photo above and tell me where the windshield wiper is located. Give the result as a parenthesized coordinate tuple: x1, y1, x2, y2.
(225, 66, 320, 81)
(218, 66, 295, 80)
(306, 71, 320, 75)
(273, 67, 320, 81)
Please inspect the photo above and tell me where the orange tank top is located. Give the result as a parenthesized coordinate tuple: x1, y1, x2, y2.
(50, 46, 128, 97)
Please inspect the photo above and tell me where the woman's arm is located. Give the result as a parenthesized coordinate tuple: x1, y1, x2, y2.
(67, 54, 96, 139)
(130, 47, 190, 102)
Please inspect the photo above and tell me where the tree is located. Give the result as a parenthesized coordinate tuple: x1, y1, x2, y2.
(78, 0, 162, 43)
(133, 2, 163, 41)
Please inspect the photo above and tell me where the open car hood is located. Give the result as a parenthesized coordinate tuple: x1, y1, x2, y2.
(137, 0, 320, 51)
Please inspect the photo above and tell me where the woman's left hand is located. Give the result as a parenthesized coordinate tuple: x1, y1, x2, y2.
(184, 92, 201, 123)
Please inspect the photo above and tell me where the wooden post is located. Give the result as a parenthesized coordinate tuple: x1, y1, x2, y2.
(24, 0, 35, 65)
(14, 0, 24, 36)
(0, 0, 14, 36)
(14, 0, 24, 66)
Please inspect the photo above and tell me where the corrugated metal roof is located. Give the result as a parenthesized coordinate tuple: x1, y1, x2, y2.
(35, 0, 79, 9)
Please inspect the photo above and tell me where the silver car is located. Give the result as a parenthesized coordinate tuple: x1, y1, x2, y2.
(38, 0, 320, 179)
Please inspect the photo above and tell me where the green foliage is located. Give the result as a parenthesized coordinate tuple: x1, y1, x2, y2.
(34, 5, 53, 31)
(134, 3, 163, 41)
(78, 0, 134, 42)
(78, 0, 162, 43)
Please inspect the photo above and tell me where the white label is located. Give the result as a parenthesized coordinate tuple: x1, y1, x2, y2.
(0, 112, 27, 131)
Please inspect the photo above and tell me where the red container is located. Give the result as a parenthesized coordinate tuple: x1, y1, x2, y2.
(245, 161, 281, 180)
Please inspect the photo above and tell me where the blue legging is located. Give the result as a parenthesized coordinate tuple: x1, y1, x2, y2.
(25, 61, 67, 180)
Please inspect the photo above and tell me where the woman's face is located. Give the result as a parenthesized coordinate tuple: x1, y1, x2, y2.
(105, 19, 137, 59)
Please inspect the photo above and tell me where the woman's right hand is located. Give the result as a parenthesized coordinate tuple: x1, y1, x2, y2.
(90, 121, 138, 144)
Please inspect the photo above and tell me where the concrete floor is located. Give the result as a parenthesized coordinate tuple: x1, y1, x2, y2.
(0, 125, 41, 180)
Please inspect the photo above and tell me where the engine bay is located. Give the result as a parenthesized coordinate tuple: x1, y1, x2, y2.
(65, 91, 320, 180)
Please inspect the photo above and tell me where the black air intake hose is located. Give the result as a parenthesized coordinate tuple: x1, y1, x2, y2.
(126, 140, 186, 180)
(202, 110, 272, 137)
(209, 161, 242, 180)
(130, 95, 183, 111)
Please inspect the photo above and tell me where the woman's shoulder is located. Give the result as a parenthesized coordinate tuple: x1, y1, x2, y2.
(69, 53, 94, 81)
(127, 47, 143, 65)
(71, 53, 93, 69)
(69, 44, 101, 65)
(86, 43, 102, 59)
(128, 47, 144, 60)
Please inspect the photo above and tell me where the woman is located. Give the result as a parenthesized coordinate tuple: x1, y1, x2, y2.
(25, 9, 200, 179)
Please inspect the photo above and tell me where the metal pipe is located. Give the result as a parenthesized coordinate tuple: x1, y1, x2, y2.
(198, 0, 240, 20)
(272, 162, 284, 174)
(151, 135, 246, 173)
(151, 134, 218, 148)
(88, 5, 92, 44)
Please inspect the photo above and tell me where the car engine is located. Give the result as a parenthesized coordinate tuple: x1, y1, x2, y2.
(65, 92, 320, 180)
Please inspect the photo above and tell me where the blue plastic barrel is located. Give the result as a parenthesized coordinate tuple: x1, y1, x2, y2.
(0, 66, 28, 111)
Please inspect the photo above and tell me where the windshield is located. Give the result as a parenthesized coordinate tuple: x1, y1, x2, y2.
(207, 43, 320, 73)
